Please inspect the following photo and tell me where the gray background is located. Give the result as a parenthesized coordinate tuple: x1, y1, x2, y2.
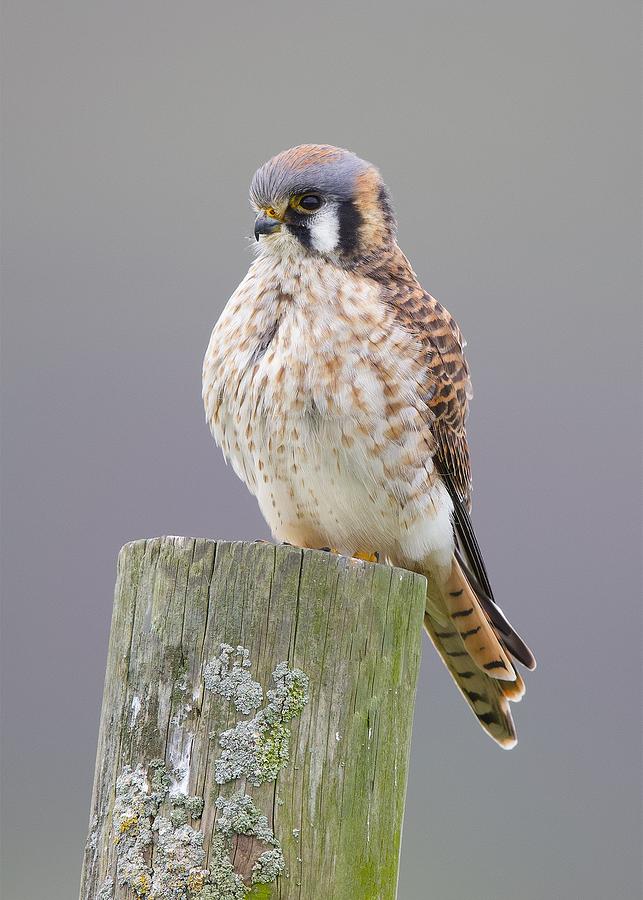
(1, 2, 641, 898)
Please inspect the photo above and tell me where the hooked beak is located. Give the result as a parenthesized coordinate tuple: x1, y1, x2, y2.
(254, 212, 283, 240)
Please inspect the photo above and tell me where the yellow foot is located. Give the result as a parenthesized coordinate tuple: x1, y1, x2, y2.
(318, 546, 341, 555)
(353, 551, 380, 563)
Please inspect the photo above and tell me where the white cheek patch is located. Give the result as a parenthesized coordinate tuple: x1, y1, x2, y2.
(310, 206, 340, 253)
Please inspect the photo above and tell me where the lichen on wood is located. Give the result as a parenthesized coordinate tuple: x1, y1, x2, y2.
(110, 759, 208, 897)
(105, 645, 296, 897)
(107, 757, 275, 899)
(204, 648, 302, 892)
(203, 645, 263, 716)
(211, 655, 309, 787)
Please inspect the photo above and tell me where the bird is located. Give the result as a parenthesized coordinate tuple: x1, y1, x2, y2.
(203, 144, 535, 748)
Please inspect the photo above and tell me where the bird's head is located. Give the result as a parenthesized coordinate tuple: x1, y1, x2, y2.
(249, 144, 396, 263)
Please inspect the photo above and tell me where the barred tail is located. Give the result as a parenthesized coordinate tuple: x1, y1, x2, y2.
(423, 556, 533, 748)
(423, 613, 518, 748)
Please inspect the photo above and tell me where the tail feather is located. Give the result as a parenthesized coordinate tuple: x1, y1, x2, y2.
(423, 613, 517, 749)
(443, 558, 516, 682)
(421, 555, 534, 747)
(500, 671, 526, 703)
(453, 546, 536, 671)
(418, 471, 535, 746)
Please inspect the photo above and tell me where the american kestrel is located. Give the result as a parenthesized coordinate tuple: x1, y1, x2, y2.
(203, 145, 535, 747)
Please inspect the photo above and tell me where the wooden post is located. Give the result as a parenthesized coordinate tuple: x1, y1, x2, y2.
(80, 538, 426, 900)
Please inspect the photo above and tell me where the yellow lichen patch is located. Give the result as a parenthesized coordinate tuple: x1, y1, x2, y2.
(187, 868, 207, 893)
(114, 812, 139, 844)
(118, 813, 139, 834)
(133, 872, 151, 895)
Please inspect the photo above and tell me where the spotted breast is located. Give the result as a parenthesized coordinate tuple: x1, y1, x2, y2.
(203, 242, 452, 569)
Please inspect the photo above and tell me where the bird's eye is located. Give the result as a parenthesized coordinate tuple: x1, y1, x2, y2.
(297, 194, 322, 212)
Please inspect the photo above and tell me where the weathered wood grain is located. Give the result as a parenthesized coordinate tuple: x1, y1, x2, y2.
(80, 538, 426, 900)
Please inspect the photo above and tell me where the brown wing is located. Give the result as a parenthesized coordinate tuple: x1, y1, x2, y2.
(371, 249, 536, 671)
(411, 292, 473, 510)
(374, 250, 473, 508)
